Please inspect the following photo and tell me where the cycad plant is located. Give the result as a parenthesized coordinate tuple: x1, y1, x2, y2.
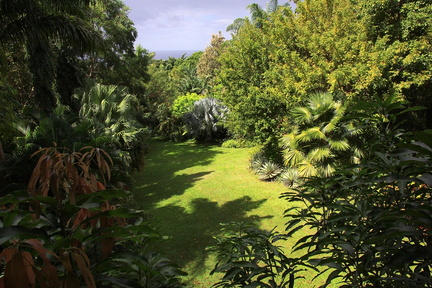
(281, 92, 360, 184)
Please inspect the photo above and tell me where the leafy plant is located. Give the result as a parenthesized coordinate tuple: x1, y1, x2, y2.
(221, 139, 253, 148)
(171, 93, 204, 118)
(74, 82, 149, 173)
(283, 130, 432, 287)
(209, 222, 303, 288)
(249, 149, 283, 181)
(280, 92, 360, 185)
(0, 145, 185, 287)
(256, 161, 283, 181)
(278, 168, 300, 188)
(346, 93, 425, 156)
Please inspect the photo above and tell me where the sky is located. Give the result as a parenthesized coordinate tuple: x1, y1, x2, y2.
(121, 0, 275, 52)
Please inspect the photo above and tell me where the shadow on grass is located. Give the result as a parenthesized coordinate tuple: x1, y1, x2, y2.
(151, 196, 272, 276)
(134, 139, 223, 205)
(133, 139, 273, 283)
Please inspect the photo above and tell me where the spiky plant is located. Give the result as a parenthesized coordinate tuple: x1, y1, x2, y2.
(256, 161, 283, 181)
(278, 168, 300, 188)
(249, 149, 267, 170)
(281, 92, 359, 184)
(183, 97, 228, 142)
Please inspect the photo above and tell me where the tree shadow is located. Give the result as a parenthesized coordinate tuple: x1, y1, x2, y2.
(133, 140, 274, 283)
(134, 139, 223, 204)
(148, 196, 273, 277)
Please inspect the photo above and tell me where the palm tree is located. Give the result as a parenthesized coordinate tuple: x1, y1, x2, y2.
(0, 0, 100, 112)
(281, 92, 360, 182)
(74, 83, 146, 147)
(227, 0, 287, 33)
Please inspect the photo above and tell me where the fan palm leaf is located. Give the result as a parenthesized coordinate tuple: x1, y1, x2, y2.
(291, 107, 313, 124)
(320, 163, 336, 177)
(297, 160, 319, 178)
(308, 92, 333, 113)
(297, 127, 326, 143)
(281, 91, 359, 179)
(307, 147, 332, 162)
(328, 139, 350, 151)
(283, 148, 305, 166)
(280, 132, 296, 148)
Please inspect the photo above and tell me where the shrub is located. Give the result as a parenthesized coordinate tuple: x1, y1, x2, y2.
(283, 130, 432, 287)
(221, 139, 241, 148)
(249, 149, 283, 181)
(171, 92, 203, 118)
(0, 146, 186, 287)
(280, 92, 359, 185)
(209, 222, 303, 288)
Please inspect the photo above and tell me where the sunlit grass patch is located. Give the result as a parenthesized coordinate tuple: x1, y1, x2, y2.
(133, 139, 331, 287)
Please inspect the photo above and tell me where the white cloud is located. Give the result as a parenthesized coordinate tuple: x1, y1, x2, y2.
(123, 0, 279, 51)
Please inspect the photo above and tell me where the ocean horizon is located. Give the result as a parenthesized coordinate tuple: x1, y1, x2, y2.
(152, 50, 201, 60)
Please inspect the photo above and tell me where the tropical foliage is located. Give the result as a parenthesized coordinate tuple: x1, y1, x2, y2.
(283, 129, 432, 287)
(280, 92, 360, 182)
(218, 0, 432, 147)
(2, 0, 432, 286)
(171, 93, 204, 118)
(183, 97, 228, 142)
(209, 222, 302, 288)
(0, 146, 185, 287)
(197, 32, 225, 87)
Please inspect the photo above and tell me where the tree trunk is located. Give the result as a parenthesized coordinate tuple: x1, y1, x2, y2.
(0, 140, 5, 162)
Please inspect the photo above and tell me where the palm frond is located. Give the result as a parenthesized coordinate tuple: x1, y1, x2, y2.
(226, 18, 247, 33)
(319, 163, 336, 177)
(291, 107, 312, 124)
(283, 148, 305, 166)
(280, 133, 296, 148)
(344, 122, 362, 136)
(297, 160, 318, 178)
(307, 147, 332, 162)
(297, 127, 325, 142)
(308, 92, 333, 112)
(328, 139, 350, 151)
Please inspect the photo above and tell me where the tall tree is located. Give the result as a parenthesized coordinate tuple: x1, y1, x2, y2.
(0, 0, 100, 112)
(218, 0, 432, 145)
(226, 0, 288, 33)
(197, 32, 225, 85)
(83, 0, 138, 84)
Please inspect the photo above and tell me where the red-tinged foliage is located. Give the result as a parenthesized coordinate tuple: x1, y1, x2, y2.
(0, 146, 131, 287)
(28, 145, 112, 203)
(0, 240, 60, 288)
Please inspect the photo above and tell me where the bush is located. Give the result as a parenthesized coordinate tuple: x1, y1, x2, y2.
(209, 222, 303, 288)
(171, 92, 203, 118)
(0, 146, 186, 287)
(221, 139, 242, 148)
(249, 149, 283, 181)
(283, 130, 432, 287)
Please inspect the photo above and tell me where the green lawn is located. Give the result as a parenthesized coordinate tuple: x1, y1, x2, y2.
(133, 139, 326, 287)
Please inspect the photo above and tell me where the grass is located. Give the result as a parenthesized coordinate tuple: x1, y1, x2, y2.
(133, 139, 327, 287)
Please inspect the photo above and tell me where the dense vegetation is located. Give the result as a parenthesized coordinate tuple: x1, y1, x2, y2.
(1, 0, 432, 287)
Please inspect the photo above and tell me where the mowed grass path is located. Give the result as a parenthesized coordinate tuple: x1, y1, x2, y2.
(133, 139, 322, 287)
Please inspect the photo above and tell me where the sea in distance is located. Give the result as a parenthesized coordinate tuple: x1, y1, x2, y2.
(152, 50, 201, 60)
